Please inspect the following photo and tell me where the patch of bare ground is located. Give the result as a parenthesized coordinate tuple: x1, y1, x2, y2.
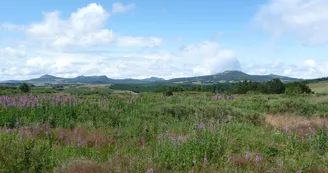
(85, 84, 112, 88)
(308, 168, 328, 173)
(266, 114, 328, 138)
(55, 160, 111, 173)
(17, 124, 50, 138)
(266, 114, 327, 128)
(55, 158, 163, 173)
(54, 128, 117, 147)
(311, 95, 328, 101)
(3, 125, 117, 148)
(113, 90, 139, 94)
(227, 153, 269, 173)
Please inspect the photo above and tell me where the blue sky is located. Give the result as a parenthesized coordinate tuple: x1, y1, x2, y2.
(1, 0, 328, 80)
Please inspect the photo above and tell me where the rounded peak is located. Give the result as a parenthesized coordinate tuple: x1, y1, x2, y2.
(217, 70, 246, 75)
(39, 74, 57, 79)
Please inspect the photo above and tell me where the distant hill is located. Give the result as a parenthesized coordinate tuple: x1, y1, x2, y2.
(141, 77, 166, 82)
(302, 77, 328, 84)
(0, 71, 301, 86)
(165, 71, 301, 84)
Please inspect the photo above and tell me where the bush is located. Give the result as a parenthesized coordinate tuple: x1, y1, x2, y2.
(164, 90, 173, 97)
(285, 82, 312, 95)
(266, 78, 285, 94)
(19, 83, 31, 93)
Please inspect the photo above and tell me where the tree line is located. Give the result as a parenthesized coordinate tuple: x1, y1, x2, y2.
(155, 79, 313, 95)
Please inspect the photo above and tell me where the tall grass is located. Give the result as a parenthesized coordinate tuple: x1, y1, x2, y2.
(0, 93, 327, 172)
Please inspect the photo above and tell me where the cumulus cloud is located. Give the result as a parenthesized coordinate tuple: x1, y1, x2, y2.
(255, 0, 328, 45)
(0, 47, 26, 58)
(1, 23, 25, 32)
(0, 40, 242, 80)
(178, 41, 241, 75)
(111, 2, 136, 14)
(242, 59, 328, 79)
(117, 36, 162, 47)
(283, 59, 328, 78)
(0, 49, 185, 80)
(5, 3, 161, 48)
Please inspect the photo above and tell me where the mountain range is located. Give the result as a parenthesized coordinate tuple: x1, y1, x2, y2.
(0, 71, 301, 86)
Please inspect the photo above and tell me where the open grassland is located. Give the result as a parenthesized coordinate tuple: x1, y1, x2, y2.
(308, 82, 328, 94)
(0, 92, 328, 173)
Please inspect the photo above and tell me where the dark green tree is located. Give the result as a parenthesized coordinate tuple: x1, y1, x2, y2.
(285, 82, 312, 94)
(19, 83, 31, 93)
(164, 90, 173, 97)
(266, 78, 285, 94)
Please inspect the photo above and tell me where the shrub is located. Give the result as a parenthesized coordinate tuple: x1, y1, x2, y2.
(164, 90, 173, 97)
(266, 78, 285, 94)
(285, 82, 312, 95)
(19, 83, 31, 93)
(0, 133, 54, 172)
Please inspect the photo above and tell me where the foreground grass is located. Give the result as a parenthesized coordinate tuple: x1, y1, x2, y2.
(0, 92, 327, 172)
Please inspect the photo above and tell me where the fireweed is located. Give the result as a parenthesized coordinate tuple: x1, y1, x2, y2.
(0, 93, 327, 172)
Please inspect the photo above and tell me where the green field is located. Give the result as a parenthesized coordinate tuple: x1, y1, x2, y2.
(308, 82, 328, 94)
(0, 89, 328, 172)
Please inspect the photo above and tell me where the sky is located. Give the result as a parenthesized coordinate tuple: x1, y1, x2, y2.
(1, 0, 328, 80)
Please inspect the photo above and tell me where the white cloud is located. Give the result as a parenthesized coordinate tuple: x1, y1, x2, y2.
(282, 59, 328, 78)
(0, 50, 183, 80)
(1, 23, 25, 32)
(117, 36, 162, 47)
(255, 0, 328, 45)
(4, 3, 160, 48)
(2, 2, 327, 81)
(0, 40, 241, 80)
(111, 2, 135, 14)
(0, 47, 26, 58)
(244, 59, 328, 79)
(177, 41, 241, 75)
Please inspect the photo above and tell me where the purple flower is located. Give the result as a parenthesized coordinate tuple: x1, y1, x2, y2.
(178, 135, 183, 144)
(193, 159, 196, 165)
(45, 130, 51, 136)
(198, 121, 205, 130)
(245, 152, 250, 160)
(59, 132, 64, 139)
(146, 168, 153, 173)
(255, 155, 261, 163)
(292, 124, 297, 130)
(118, 128, 122, 136)
(15, 122, 20, 128)
(296, 170, 302, 173)
(186, 134, 191, 140)
(191, 167, 195, 173)
(77, 136, 82, 147)
(279, 161, 283, 167)
(227, 155, 232, 162)
(170, 135, 176, 145)
(193, 154, 197, 165)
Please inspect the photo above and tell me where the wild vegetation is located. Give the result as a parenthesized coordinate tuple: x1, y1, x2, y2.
(0, 80, 328, 173)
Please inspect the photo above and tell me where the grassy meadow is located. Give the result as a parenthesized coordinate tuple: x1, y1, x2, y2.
(308, 82, 328, 94)
(0, 85, 328, 172)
